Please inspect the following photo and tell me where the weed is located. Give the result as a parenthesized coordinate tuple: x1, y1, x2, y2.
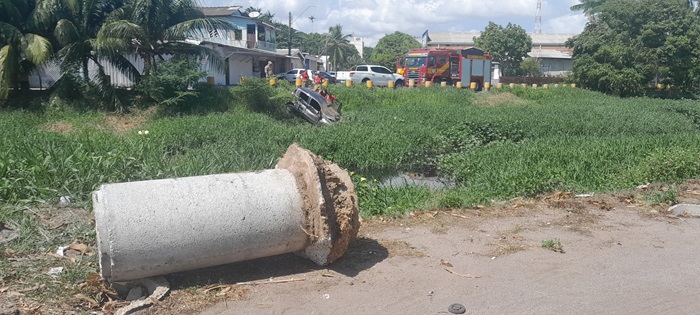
(644, 189, 679, 205)
(542, 238, 564, 253)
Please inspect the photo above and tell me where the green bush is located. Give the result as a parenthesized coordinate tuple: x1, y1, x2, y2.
(135, 57, 207, 107)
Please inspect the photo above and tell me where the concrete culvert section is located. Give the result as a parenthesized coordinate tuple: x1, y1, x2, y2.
(94, 144, 360, 282)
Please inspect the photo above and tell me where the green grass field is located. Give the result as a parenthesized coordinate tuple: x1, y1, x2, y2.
(2, 81, 700, 217)
(2, 81, 700, 306)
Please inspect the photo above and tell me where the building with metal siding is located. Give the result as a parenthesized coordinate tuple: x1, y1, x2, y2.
(424, 31, 578, 76)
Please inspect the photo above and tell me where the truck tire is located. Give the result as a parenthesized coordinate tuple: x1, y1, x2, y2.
(475, 80, 483, 92)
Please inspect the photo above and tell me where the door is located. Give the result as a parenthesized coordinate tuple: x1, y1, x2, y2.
(246, 24, 256, 49)
(371, 66, 391, 86)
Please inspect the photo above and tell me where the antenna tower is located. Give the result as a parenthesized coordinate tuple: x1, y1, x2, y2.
(534, 0, 542, 34)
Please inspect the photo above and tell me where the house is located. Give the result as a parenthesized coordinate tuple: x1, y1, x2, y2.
(28, 6, 314, 89)
(425, 32, 577, 76)
(275, 49, 324, 71)
(193, 6, 290, 85)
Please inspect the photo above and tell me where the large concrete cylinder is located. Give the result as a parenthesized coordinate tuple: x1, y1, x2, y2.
(94, 144, 360, 282)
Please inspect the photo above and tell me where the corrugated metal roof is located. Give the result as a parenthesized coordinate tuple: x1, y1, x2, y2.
(198, 6, 242, 17)
(527, 49, 573, 59)
(427, 32, 577, 47)
(428, 32, 480, 45)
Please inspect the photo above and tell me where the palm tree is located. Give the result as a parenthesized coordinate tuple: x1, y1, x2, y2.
(0, 0, 52, 100)
(40, 0, 134, 84)
(96, 0, 237, 78)
(570, 0, 608, 16)
(325, 24, 354, 70)
(308, 15, 315, 33)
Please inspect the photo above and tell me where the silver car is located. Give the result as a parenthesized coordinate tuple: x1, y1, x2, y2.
(287, 87, 341, 125)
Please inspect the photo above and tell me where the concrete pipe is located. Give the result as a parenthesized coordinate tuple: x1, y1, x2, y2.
(94, 144, 360, 281)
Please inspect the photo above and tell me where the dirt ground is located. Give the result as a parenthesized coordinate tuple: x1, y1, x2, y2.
(160, 186, 700, 315)
(3, 185, 700, 315)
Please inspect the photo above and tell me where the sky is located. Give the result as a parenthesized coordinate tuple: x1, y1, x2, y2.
(198, 0, 588, 47)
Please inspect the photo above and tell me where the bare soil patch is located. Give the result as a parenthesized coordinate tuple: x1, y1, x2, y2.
(41, 121, 74, 134)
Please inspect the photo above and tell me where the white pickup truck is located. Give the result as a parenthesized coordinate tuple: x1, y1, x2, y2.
(335, 71, 352, 83)
(349, 65, 405, 87)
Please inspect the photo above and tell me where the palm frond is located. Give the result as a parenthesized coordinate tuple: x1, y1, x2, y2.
(22, 33, 52, 65)
(97, 20, 144, 42)
(0, 44, 17, 100)
(165, 18, 238, 40)
(0, 21, 23, 44)
(54, 19, 81, 46)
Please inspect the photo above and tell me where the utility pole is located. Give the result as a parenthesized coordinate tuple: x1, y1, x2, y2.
(288, 12, 292, 56)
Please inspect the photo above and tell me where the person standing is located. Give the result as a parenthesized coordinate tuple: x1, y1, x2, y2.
(264, 61, 273, 78)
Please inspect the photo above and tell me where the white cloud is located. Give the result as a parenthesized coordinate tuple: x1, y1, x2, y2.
(201, 0, 583, 46)
(545, 13, 587, 34)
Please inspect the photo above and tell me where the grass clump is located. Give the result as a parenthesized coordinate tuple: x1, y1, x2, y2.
(542, 238, 564, 253)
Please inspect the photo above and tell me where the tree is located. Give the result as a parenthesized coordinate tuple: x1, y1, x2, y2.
(244, 7, 274, 24)
(41, 0, 130, 85)
(570, 0, 700, 96)
(96, 0, 237, 78)
(371, 31, 420, 70)
(325, 24, 356, 70)
(474, 22, 531, 76)
(362, 46, 374, 63)
(570, 0, 609, 16)
(519, 58, 542, 76)
(0, 0, 52, 101)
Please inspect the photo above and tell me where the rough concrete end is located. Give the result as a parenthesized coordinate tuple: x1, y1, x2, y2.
(276, 144, 360, 265)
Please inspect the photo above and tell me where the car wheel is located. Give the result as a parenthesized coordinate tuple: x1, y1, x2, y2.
(394, 80, 404, 88)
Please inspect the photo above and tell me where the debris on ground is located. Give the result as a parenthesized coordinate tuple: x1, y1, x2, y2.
(113, 276, 169, 315)
(0, 223, 19, 244)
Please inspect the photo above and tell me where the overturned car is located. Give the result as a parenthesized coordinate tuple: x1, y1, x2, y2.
(287, 87, 342, 125)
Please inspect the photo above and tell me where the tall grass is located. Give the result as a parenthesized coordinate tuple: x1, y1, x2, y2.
(2, 82, 700, 216)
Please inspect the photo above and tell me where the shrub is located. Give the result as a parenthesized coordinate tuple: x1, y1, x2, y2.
(135, 57, 207, 108)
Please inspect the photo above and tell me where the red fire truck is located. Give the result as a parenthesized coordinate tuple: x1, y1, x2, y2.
(396, 48, 492, 90)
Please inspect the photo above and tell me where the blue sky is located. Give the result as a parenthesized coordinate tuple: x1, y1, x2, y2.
(198, 0, 588, 46)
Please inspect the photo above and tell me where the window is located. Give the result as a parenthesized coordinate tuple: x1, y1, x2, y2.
(208, 29, 220, 38)
(438, 57, 446, 64)
(356, 66, 368, 71)
(428, 57, 436, 67)
(309, 99, 321, 112)
(540, 64, 551, 73)
(371, 67, 391, 74)
(234, 29, 242, 40)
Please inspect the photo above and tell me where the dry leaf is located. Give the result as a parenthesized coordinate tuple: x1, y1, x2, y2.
(0, 287, 7, 293)
(74, 294, 99, 308)
(216, 286, 232, 296)
(17, 284, 43, 293)
(69, 240, 92, 256)
(449, 212, 468, 219)
(202, 284, 230, 294)
(85, 273, 103, 288)
(6, 292, 24, 297)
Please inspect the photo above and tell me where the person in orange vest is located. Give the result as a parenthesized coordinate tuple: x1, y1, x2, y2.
(313, 72, 323, 89)
(300, 70, 310, 87)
